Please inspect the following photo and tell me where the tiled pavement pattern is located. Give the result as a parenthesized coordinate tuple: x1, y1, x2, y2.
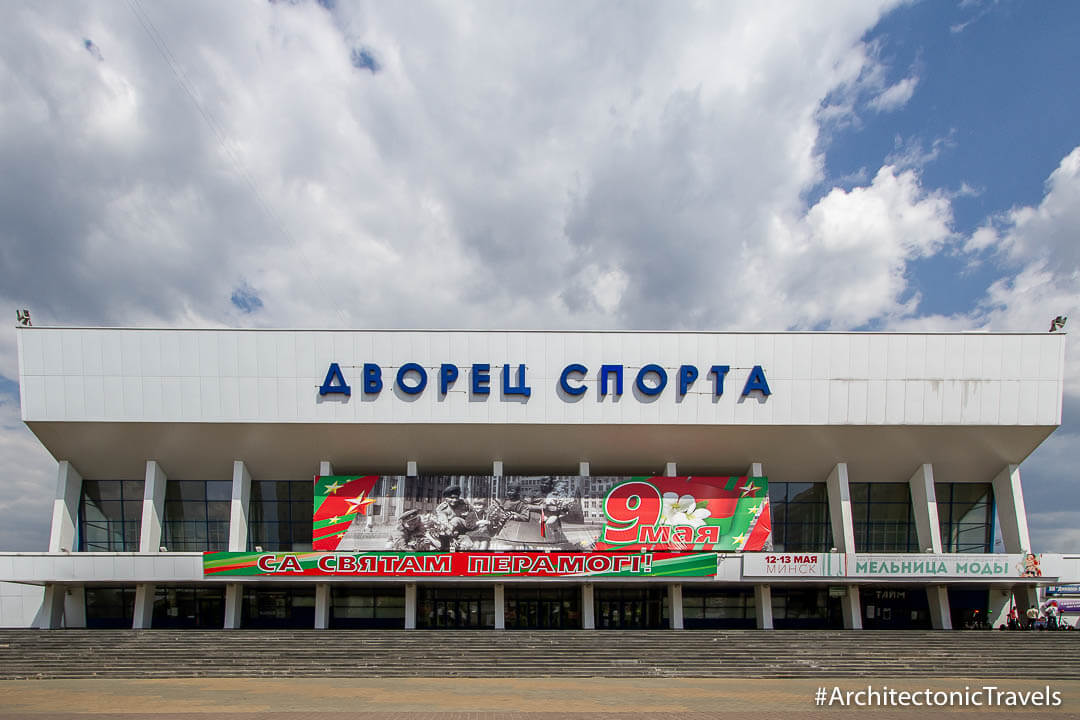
(0, 629, 1078, 679)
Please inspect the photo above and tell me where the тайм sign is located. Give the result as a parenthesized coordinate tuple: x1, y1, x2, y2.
(318, 362, 771, 400)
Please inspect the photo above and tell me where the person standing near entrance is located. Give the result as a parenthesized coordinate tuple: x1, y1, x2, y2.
(1026, 605, 1040, 630)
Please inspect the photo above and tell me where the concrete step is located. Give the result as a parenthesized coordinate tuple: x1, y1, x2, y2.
(0, 629, 1074, 680)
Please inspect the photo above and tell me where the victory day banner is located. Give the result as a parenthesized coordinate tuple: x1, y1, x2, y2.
(203, 551, 719, 578)
(312, 474, 770, 554)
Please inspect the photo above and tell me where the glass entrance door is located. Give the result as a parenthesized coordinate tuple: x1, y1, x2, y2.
(505, 585, 581, 629)
(418, 586, 495, 628)
(595, 586, 668, 629)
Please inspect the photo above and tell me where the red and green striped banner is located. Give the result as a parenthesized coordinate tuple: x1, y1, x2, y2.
(203, 551, 718, 577)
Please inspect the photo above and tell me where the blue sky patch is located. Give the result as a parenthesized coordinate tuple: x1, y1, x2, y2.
(350, 47, 380, 73)
(230, 284, 264, 313)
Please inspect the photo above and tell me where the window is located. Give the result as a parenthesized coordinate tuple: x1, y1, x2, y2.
(682, 588, 755, 629)
(771, 588, 843, 629)
(242, 586, 316, 628)
(850, 483, 918, 552)
(79, 480, 143, 551)
(85, 586, 136, 628)
(417, 586, 495, 628)
(330, 586, 406, 628)
(152, 585, 225, 628)
(248, 481, 314, 551)
(162, 480, 231, 551)
(936, 483, 994, 553)
(767, 482, 833, 552)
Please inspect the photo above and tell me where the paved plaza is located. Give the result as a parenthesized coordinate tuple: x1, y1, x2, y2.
(2, 677, 1080, 719)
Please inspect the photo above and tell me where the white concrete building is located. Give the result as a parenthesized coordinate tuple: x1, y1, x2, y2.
(1, 326, 1074, 631)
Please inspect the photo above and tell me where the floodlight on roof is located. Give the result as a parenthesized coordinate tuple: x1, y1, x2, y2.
(1050, 316, 1067, 332)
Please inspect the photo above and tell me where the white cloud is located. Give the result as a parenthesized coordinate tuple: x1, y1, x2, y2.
(868, 74, 919, 112)
(766, 165, 954, 329)
(0, 391, 55, 551)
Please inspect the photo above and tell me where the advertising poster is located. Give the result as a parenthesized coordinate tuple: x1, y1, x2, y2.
(312, 474, 771, 554)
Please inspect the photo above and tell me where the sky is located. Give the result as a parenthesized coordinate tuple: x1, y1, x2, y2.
(0, 0, 1078, 552)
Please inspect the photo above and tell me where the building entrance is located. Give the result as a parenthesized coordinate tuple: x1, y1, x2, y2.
(595, 586, 668, 629)
(861, 587, 931, 629)
(505, 585, 580, 629)
(417, 586, 495, 628)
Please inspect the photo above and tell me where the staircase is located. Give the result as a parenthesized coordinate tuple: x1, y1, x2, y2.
(0, 629, 1075, 679)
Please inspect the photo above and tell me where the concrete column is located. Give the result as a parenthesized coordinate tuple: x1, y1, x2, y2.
(37, 585, 66, 629)
(405, 583, 417, 629)
(224, 584, 243, 629)
(315, 584, 331, 629)
(139, 461, 167, 552)
(64, 585, 87, 628)
(135, 460, 167, 630)
(132, 583, 154, 629)
(992, 464, 1031, 553)
(825, 464, 861, 629)
(908, 464, 951, 629)
(229, 461, 252, 552)
(825, 463, 856, 553)
(909, 464, 943, 553)
(664, 462, 677, 476)
(494, 584, 505, 630)
(838, 588, 862, 630)
(926, 585, 953, 630)
(754, 584, 773, 630)
(43, 462, 83, 629)
(49, 461, 83, 552)
(319, 460, 334, 477)
(582, 584, 595, 629)
(988, 586, 1013, 629)
(668, 584, 683, 629)
(1014, 586, 1040, 615)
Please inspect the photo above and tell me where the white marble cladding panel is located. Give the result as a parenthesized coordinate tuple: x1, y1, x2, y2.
(18, 329, 1065, 426)
(0, 553, 205, 583)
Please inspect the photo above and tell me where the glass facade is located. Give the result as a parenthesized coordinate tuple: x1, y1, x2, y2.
(861, 586, 931, 629)
(162, 480, 231, 552)
(505, 585, 581, 629)
(936, 483, 994, 553)
(850, 483, 918, 552)
(152, 585, 225, 628)
(595, 586, 669, 629)
(329, 586, 406, 628)
(242, 586, 316, 628)
(78, 480, 144, 551)
(418, 586, 495, 628)
(767, 482, 833, 552)
(85, 586, 136, 628)
(682, 588, 755, 629)
(248, 481, 314, 551)
(771, 588, 843, 629)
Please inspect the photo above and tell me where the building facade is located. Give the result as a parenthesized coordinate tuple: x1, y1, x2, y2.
(1, 326, 1075, 631)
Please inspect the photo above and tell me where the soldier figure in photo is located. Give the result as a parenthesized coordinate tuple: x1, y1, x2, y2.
(388, 508, 439, 551)
(461, 497, 493, 550)
(492, 478, 576, 549)
(432, 485, 471, 551)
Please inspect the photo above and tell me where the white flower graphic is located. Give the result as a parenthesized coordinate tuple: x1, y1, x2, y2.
(660, 492, 711, 528)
